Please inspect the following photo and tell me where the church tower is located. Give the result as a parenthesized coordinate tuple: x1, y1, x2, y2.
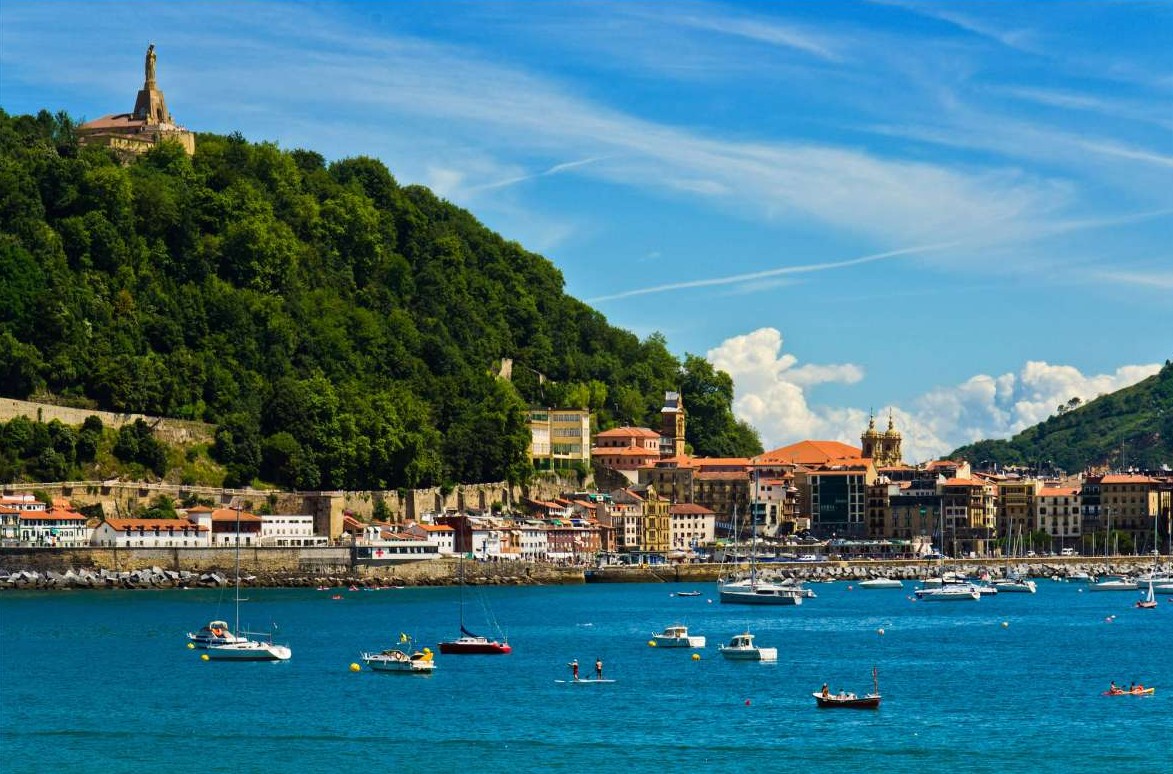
(860, 411, 881, 461)
(879, 411, 903, 466)
(661, 391, 686, 458)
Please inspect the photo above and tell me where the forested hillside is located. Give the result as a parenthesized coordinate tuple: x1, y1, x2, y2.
(0, 109, 761, 490)
(950, 360, 1173, 473)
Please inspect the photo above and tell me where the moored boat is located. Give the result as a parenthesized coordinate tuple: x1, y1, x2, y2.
(361, 646, 435, 674)
(992, 577, 1037, 593)
(1089, 577, 1139, 592)
(188, 619, 245, 649)
(718, 631, 777, 661)
(651, 624, 705, 648)
(857, 578, 903, 589)
(915, 583, 981, 602)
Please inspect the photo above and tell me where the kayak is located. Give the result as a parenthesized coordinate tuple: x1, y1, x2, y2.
(1102, 687, 1155, 696)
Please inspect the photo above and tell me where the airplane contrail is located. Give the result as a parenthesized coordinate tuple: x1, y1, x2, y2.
(470, 156, 613, 193)
(587, 241, 959, 303)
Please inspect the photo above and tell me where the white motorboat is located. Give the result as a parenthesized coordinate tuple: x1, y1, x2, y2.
(718, 632, 777, 661)
(361, 647, 435, 674)
(1089, 577, 1139, 592)
(992, 577, 1037, 593)
(718, 577, 805, 605)
(651, 624, 706, 648)
(857, 578, 903, 589)
(915, 583, 981, 602)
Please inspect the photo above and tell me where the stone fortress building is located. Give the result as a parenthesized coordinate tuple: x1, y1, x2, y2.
(77, 44, 195, 157)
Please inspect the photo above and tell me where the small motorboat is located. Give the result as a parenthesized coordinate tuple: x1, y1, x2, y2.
(857, 578, 903, 589)
(651, 624, 705, 648)
(361, 647, 435, 674)
(814, 667, 882, 709)
(673, 590, 703, 597)
(718, 631, 777, 661)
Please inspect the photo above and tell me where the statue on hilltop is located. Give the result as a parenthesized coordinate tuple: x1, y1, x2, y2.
(145, 44, 157, 86)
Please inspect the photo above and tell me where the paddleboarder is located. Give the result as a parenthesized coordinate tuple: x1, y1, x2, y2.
(569, 659, 579, 681)
(595, 657, 603, 680)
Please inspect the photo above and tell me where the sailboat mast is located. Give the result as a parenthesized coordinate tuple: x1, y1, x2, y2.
(233, 504, 241, 635)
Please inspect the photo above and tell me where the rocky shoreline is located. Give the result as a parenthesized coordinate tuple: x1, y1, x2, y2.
(2, 558, 1166, 591)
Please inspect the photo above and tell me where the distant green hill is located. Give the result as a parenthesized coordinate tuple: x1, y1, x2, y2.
(950, 360, 1173, 473)
(0, 109, 761, 489)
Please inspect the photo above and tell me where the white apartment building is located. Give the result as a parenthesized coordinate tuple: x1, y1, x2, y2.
(260, 513, 327, 547)
(92, 517, 207, 548)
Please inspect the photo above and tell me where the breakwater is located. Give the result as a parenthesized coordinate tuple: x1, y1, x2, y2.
(1, 547, 1165, 590)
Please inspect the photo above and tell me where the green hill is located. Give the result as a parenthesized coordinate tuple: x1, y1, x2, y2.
(0, 109, 761, 489)
(950, 360, 1173, 473)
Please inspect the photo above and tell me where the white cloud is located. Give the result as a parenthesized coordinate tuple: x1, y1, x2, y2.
(709, 328, 1163, 463)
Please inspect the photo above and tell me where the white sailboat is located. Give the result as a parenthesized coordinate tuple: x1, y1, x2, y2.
(915, 509, 979, 602)
(718, 476, 804, 606)
(201, 506, 291, 662)
(1136, 513, 1160, 609)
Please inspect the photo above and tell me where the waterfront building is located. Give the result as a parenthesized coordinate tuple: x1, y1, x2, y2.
(668, 503, 715, 554)
(1099, 474, 1162, 552)
(600, 489, 645, 553)
(994, 477, 1041, 551)
(19, 503, 90, 547)
(940, 478, 997, 556)
(91, 517, 206, 548)
(77, 44, 195, 157)
(405, 522, 457, 555)
(199, 507, 262, 546)
(1036, 486, 1082, 551)
(260, 513, 327, 547)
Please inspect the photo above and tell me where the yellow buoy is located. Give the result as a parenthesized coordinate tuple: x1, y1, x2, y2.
(200, 654, 209, 661)
(648, 640, 657, 647)
(187, 642, 195, 649)
(423, 647, 432, 654)
(350, 663, 361, 672)
(691, 653, 700, 661)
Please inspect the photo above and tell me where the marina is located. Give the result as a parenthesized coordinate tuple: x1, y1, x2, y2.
(2, 578, 1170, 774)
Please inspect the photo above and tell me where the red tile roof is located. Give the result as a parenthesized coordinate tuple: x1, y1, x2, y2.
(756, 440, 862, 465)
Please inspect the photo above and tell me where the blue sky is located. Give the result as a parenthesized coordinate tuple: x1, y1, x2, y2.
(2, 1, 1171, 462)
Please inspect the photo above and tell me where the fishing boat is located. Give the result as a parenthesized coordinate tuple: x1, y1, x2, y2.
(438, 556, 511, 655)
(651, 624, 705, 648)
(814, 667, 882, 709)
(198, 506, 291, 662)
(361, 636, 436, 674)
(857, 578, 903, 589)
(718, 631, 777, 661)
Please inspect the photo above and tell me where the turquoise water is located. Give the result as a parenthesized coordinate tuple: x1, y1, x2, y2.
(1, 580, 1170, 774)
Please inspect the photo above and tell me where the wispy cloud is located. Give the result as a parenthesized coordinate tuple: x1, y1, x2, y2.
(1093, 271, 1173, 291)
(669, 11, 844, 62)
(466, 156, 615, 193)
(588, 242, 955, 303)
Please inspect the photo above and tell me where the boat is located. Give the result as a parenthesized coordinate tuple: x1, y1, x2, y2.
(361, 637, 436, 674)
(1089, 577, 1139, 592)
(718, 631, 777, 661)
(915, 583, 981, 602)
(673, 590, 703, 597)
(651, 624, 706, 648)
(718, 488, 805, 607)
(198, 506, 292, 662)
(857, 578, 903, 589)
(1103, 685, 1155, 696)
(438, 556, 511, 655)
(813, 667, 881, 709)
(915, 512, 978, 602)
(187, 619, 245, 649)
(1136, 580, 1157, 609)
(992, 576, 1037, 594)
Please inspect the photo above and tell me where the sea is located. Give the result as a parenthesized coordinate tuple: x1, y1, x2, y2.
(1, 578, 1171, 774)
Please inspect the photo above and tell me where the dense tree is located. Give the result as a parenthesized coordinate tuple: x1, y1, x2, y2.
(0, 109, 760, 489)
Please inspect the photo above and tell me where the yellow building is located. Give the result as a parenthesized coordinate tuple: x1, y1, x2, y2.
(529, 408, 591, 471)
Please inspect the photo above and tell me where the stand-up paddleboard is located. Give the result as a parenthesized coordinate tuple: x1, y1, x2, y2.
(555, 678, 616, 684)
